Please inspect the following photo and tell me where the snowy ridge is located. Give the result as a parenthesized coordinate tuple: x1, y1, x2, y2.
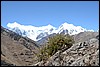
(7, 22, 57, 41)
(7, 22, 94, 41)
(58, 22, 87, 35)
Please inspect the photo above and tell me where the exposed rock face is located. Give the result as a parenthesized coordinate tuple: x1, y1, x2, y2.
(73, 31, 99, 43)
(1, 26, 39, 66)
(33, 33, 99, 66)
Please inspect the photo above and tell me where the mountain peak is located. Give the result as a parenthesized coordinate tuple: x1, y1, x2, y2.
(47, 24, 52, 27)
(60, 22, 75, 29)
(7, 22, 21, 28)
(46, 24, 56, 29)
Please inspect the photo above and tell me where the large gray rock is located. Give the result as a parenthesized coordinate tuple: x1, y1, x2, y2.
(34, 34, 99, 66)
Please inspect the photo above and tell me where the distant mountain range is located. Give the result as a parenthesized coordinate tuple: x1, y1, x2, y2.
(7, 22, 94, 41)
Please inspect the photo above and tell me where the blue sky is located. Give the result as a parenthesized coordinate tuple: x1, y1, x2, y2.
(1, 1, 99, 31)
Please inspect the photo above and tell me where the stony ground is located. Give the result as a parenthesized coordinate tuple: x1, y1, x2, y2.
(33, 34, 99, 66)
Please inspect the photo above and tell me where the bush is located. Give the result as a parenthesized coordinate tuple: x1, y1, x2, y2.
(37, 34, 75, 62)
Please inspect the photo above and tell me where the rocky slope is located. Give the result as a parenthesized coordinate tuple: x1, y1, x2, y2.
(37, 31, 99, 46)
(73, 31, 99, 43)
(1, 26, 39, 66)
(33, 32, 99, 66)
(1, 26, 99, 66)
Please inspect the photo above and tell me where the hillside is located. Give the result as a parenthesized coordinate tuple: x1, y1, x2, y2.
(73, 31, 99, 43)
(1, 26, 39, 66)
(1, 26, 99, 66)
(33, 32, 99, 66)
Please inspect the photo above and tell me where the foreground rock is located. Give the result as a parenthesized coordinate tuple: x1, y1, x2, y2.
(33, 34, 99, 66)
(1, 60, 15, 66)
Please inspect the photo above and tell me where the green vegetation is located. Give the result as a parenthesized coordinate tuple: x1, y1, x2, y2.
(36, 34, 75, 62)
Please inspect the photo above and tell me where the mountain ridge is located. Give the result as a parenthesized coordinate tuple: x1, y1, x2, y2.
(1, 26, 99, 66)
(1, 26, 39, 66)
(7, 22, 94, 41)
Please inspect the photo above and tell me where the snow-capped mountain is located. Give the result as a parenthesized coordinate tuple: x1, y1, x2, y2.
(7, 22, 94, 41)
(57, 23, 87, 35)
(7, 22, 57, 41)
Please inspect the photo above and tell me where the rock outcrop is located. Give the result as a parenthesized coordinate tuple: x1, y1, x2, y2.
(33, 33, 99, 66)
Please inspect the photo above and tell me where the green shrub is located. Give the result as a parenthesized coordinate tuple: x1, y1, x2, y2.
(37, 34, 75, 62)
